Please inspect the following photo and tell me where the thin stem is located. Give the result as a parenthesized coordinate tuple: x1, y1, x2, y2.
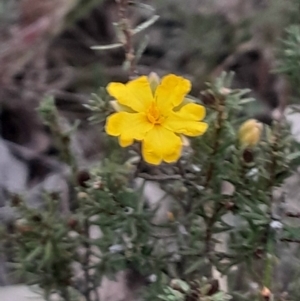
(61, 287, 71, 301)
(203, 99, 226, 262)
(92, 278, 101, 301)
(83, 219, 92, 301)
(204, 104, 225, 188)
(116, 0, 137, 78)
(204, 203, 224, 263)
(262, 121, 281, 296)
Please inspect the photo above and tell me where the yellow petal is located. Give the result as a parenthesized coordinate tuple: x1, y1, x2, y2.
(142, 126, 182, 165)
(155, 74, 191, 114)
(118, 136, 134, 147)
(107, 76, 153, 112)
(175, 103, 206, 120)
(105, 112, 153, 142)
(163, 111, 208, 137)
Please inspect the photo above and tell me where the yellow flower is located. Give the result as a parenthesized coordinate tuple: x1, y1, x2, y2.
(105, 73, 208, 165)
(238, 119, 262, 147)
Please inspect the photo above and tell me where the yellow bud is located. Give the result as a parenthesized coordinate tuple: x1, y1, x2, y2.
(238, 119, 262, 147)
(148, 72, 160, 93)
(261, 286, 271, 299)
(167, 211, 175, 222)
(78, 192, 88, 199)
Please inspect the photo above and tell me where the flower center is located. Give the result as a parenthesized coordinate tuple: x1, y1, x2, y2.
(146, 102, 164, 124)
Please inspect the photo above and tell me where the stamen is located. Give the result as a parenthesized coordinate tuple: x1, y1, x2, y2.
(146, 102, 164, 124)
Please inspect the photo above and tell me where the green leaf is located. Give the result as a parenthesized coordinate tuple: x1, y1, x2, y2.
(287, 151, 300, 161)
(91, 43, 123, 51)
(184, 258, 205, 275)
(132, 15, 160, 35)
(25, 246, 43, 263)
(43, 241, 53, 263)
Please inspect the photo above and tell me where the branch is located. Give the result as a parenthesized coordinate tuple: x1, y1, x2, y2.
(115, 0, 137, 78)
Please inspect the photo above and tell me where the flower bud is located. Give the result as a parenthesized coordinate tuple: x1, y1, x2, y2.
(76, 170, 90, 188)
(110, 100, 122, 112)
(148, 72, 160, 93)
(15, 219, 32, 233)
(242, 148, 254, 163)
(238, 119, 262, 147)
(167, 211, 175, 222)
(261, 286, 271, 300)
(77, 192, 88, 199)
(67, 218, 78, 230)
(11, 194, 23, 207)
(181, 135, 190, 147)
